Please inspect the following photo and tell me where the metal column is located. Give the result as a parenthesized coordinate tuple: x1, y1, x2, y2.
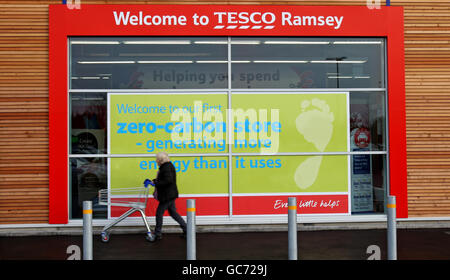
(187, 199, 196, 260)
(288, 197, 298, 260)
(387, 195, 397, 260)
(83, 201, 93, 260)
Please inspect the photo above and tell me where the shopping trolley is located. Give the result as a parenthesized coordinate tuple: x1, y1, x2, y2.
(98, 184, 156, 242)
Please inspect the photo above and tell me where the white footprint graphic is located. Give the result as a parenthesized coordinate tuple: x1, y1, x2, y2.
(294, 156, 323, 190)
(294, 98, 334, 190)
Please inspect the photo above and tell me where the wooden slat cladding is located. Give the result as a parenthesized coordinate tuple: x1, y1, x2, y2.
(0, 1, 449, 223)
(397, 2, 450, 217)
(0, 3, 49, 224)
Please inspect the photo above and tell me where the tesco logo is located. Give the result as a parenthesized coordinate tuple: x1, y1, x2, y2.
(213, 12, 276, 29)
(214, 12, 276, 25)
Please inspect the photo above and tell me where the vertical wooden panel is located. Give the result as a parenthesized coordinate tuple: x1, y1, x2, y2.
(396, 2, 450, 217)
(0, 4, 50, 223)
(0, 0, 448, 223)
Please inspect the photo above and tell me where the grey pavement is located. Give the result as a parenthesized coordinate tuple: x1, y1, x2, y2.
(0, 228, 449, 260)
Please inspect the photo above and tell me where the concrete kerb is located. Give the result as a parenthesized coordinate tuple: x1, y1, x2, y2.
(1, 220, 450, 237)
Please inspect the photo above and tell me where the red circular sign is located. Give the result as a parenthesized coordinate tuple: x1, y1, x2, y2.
(354, 128, 370, 148)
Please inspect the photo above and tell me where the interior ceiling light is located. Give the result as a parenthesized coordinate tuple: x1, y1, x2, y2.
(137, 60, 193, 63)
(71, 41, 120, 44)
(253, 60, 308, 63)
(118, 52, 211, 57)
(230, 40, 261, 45)
(333, 41, 382, 44)
(194, 41, 228, 44)
(327, 76, 353, 79)
(78, 61, 135, 64)
(310, 60, 367, 64)
(196, 60, 228, 63)
(264, 41, 329, 44)
(79, 76, 101, 79)
(122, 40, 191, 44)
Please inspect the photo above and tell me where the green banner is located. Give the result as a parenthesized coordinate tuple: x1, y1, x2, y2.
(232, 155, 348, 193)
(231, 93, 348, 154)
(108, 92, 349, 196)
(109, 93, 228, 154)
(109, 93, 348, 155)
(110, 156, 229, 194)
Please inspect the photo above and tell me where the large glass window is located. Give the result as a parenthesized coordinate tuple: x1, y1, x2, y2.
(70, 157, 107, 219)
(70, 37, 228, 89)
(70, 93, 107, 154)
(231, 37, 384, 89)
(350, 91, 386, 152)
(69, 37, 387, 220)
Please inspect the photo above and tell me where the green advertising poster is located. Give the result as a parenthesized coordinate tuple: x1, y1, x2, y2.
(108, 92, 349, 198)
(231, 93, 349, 154)
(232, 155, 349, 194)
(110, 156, 229, 195)
(109, 92, 348, 155)
(109, 93, 228, 154)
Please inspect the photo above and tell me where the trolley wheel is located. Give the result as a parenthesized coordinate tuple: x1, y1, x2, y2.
(101, 231, 110, 243)
(145, 231, 156, 242)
